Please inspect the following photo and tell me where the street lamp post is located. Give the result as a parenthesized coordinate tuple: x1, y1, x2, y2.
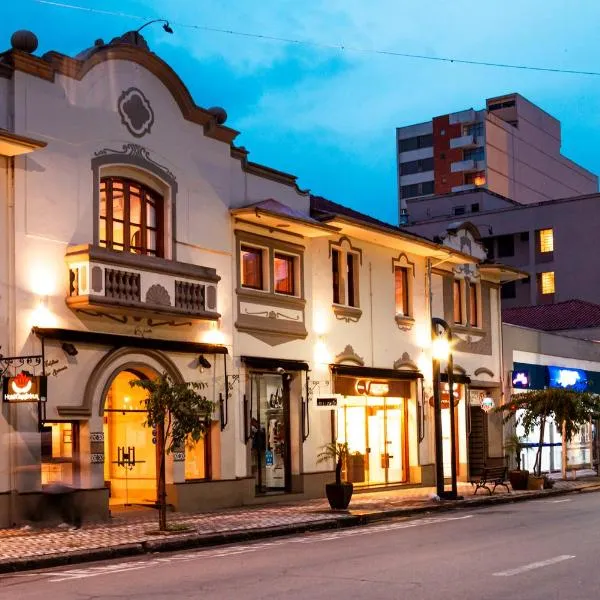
(431, 317, 461, 500)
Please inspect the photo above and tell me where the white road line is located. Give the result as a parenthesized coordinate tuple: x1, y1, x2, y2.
(45, 514, 474, 583)
(551, 499, 572, 503)
(493, 555, 575, 577)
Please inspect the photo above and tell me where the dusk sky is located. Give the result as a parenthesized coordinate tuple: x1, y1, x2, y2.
(3, 1, 600, 224)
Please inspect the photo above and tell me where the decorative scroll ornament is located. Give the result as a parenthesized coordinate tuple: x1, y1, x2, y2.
(118, 88, 154, 138)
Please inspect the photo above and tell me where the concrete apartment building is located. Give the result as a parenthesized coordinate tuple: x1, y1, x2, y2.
(406, 189, 600, 309)
(396, 93, 598, 224)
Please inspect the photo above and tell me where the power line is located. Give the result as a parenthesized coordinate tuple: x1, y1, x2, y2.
(30, 0, 600, 77)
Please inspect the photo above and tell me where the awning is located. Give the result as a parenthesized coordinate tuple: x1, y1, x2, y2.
(241, 356, 309, 371)
(330, 364, 423, 380)
(0, 129, 47, 156)
(440, 372, 471, 385)
(32, 327, 228, 355)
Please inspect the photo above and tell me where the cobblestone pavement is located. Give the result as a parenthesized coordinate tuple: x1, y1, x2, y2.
(1, 478, 599, 563)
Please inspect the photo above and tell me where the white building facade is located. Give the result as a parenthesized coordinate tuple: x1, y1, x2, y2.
(0, 30, 514, 527)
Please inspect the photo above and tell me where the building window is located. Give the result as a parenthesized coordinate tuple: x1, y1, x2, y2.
(399, 133, 433, 152)
(401, 181, 435, 199)
(453, 205, 466, 216)
(464, 122, 484, 137)
(453, 280, 463, 324)
(463, 148, 485, 162)
(468, 282, 478, 327)
(185, 428, 211, 480)
(274, 253, 295, 295)
(501, 281, 516, 299)
(497, 234, 515, 258)
(100, 177, 163, 257)
(399, 157, 434, 175)
(540, 271, 555, 295)
(471, 203, 480, 213)
(41, 422, 78, 486)
(465, 171, 486, 187)
(538, 229, 554, 253)
(332, 247, 360, 308)
(241, 246, 264, 290)
(394, 266, 409, 316)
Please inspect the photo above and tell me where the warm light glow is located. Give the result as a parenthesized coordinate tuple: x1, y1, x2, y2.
(431, 336, 451, 361)
(30, 265, 57, 296)
(540, 271, 555, 295)
(472, 175, 486, 186)
(314, 339, 332, 366)
(201, 321, 225, 345)
(539, 229, 554, 253)
(313, 309, 329, 336)
(415, 324, 432, 349)
(30, 300, 57, 328)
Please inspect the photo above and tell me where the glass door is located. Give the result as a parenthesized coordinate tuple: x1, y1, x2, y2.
(337, 399, 368, 485)
(251, 373, 290, 494)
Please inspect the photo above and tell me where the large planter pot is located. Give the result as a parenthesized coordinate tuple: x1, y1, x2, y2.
(325, 482, 353, 510)
(528, 475, 545, 490)
(508, 469, 529, 491)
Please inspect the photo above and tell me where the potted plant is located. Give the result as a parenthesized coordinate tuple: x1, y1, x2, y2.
(504, 432, 529, 490)
(317, 442, 353, 510)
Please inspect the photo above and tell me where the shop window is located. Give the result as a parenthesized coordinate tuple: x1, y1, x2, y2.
(540, 271, 555, 295)
(41, 422, 77, 486)
(100, 177, 164, 257)
(394, 266, 409, 316)
(538, 228, 554, 253)
(185, 430, 211, 480)
(468, 282, 479, 327)
(241, 245, 265, 290)
(453, 280, 463, 324)
(274, 253, 295, 296)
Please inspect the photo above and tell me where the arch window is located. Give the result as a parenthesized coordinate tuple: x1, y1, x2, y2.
(99, 177, 164, 257)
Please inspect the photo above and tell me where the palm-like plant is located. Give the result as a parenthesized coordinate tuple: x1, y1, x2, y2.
(317, 442, 349, 485)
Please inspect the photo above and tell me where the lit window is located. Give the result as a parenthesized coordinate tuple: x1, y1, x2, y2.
(468, 282, 478, 327)
(453, 280, 463, 324)
(540, 271, 555, 295)
(100, 177, 163, 256)
(539, 229, 554, 253)
(185, 432, 210, 480)
(241, 246, 264, 290)
(41, 423, 76, 486)
(394, 266, 409, 316)
(274, 253, 295, 295)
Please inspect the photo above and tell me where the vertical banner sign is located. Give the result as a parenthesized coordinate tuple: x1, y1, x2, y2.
(2, 372, 47, 403)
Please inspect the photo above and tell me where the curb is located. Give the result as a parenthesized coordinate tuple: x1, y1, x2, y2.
(1, 482, 598, 575)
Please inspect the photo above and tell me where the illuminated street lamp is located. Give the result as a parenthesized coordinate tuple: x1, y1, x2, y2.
(431, 317, 461, 500)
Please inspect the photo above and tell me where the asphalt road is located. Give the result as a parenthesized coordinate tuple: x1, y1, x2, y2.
(2, 492, 600, 600)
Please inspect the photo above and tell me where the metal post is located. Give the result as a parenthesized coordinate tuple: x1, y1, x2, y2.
(447, 334, 458, 499)
(431, 321, 445, 499)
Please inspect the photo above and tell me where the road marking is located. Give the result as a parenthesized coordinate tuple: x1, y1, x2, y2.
(493, 555, 575, 577)
(45, 514, 473, 583)
(551, 499, 572, 503)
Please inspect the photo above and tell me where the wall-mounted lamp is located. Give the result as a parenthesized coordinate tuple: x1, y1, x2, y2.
(198, 355, 212, 370)
(61, 342, 78, 357)
(135, 19, 174, 35)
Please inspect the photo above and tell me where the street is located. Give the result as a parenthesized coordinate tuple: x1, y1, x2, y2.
(1, 492, 599, 599)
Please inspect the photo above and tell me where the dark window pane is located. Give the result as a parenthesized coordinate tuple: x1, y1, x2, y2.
(469, 283, 478, 327)
(497, 235, 515, 258)
(501, 281, 516, 299)
(395, 266, 409, 316)
(453, 280, 462, 324)
(332, 249, 340, 304)
(347, 253, 357, 307)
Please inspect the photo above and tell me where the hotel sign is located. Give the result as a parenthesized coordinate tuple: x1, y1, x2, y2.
(315, 396, 339, 410)
(333, 376, 411, 398)
(2, 372, 47, 403)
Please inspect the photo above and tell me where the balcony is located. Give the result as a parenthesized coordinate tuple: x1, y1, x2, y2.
(66, 245, 220, 323)
(449, 134, 480, 150)
(451, 159, 485, 174)
(451, 183, 477, 193)
(449, 109, 476, 125)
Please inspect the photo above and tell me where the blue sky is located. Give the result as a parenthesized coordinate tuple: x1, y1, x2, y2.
(3, 1, 600, 223)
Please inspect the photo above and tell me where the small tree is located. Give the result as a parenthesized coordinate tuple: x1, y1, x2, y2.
(497, 389, 600, 477)
(317, 442, 349, 485)
(130, 373, 214, 530)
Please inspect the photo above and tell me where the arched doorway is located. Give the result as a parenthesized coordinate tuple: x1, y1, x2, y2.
(102, 368, 157, 506)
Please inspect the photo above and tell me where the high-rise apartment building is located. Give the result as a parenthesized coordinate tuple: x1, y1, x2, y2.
(396, 93, 598, 224)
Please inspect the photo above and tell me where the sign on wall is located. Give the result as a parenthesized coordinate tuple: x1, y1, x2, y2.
(315, 396, 340, 410)
(512, 370, 530, 389)
(2, 372, 47, 403)
(547, 366, 588, 391)
(333, 376, 411, 398)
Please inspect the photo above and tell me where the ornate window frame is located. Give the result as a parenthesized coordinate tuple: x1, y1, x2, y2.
(392, 252, 415, 330)
(328, 236, 363, 323)
(92, 144, 178, 260)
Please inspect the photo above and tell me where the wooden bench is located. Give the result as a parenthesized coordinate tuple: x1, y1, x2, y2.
(470, 463, 510, 495)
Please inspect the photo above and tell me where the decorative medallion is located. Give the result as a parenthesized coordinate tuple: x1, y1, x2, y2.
(146, 284, 171, 307)
(118, 88, 154, 138)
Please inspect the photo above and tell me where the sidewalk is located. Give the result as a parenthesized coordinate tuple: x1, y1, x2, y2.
(1, 476, 599, 574)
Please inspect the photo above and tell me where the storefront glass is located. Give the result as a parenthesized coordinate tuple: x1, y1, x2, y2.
(41, 422, 77, 485)
(103, 370, 157, 506)
(337, 396, 406, 486)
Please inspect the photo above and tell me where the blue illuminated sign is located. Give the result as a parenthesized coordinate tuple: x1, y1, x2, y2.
(547, 366, 588, 391)
(512, 370, 530, 389)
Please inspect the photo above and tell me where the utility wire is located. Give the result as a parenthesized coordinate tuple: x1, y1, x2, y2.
(30, 0, 600, 77)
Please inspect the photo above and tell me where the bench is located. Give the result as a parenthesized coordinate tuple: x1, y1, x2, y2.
(470, 463, 510, 495)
